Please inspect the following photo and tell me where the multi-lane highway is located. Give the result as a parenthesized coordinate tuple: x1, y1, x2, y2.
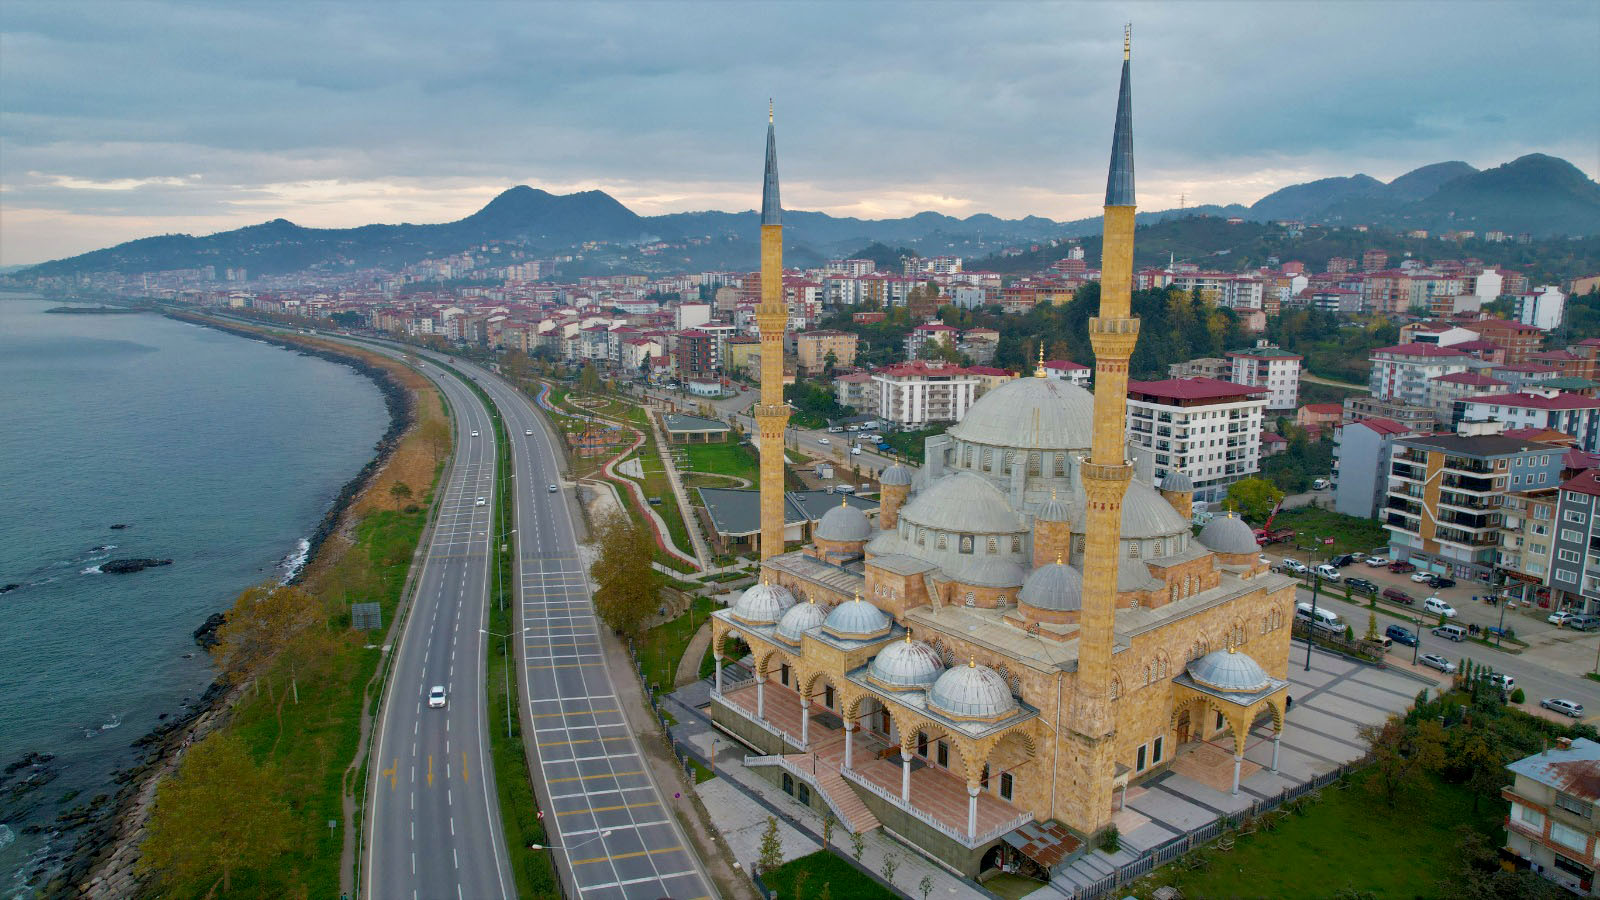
(362, 360, 512, 900)
(456, 358, 715, 900)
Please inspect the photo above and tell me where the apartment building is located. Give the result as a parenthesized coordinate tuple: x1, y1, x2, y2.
(1368, 343, 1477, 405)
(1042, 359, 1092, 387)
(833, 371, 873, 411)
(869, 361, 979, 428)
(1383, 426, 1565, 582)
(1332, 417, 1418, 519)
(794, 330, 857, 375)
(1503, 738, 1600, 895)
(904, 322, 959, 360)
(1167, 357, 1232, 380)
(1457, 390, 1600, 452)
(1227, 344, 1302, 410)
(1429, 371, 1508, 424)
(1470, 318, 1545, 364)
(1497, 487, 1557, 600)
(1517, 286, 1568, 331)
(1549, 469, 1600, 615)
(1126, 378, 1268, 505)
(673, 329, 717, 380)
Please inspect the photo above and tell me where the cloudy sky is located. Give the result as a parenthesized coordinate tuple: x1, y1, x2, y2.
(2, 0, 1596, 265)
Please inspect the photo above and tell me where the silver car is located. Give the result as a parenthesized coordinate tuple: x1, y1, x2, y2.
(1419, 653, 1457, 674)
(1541, 698, 1584, 718)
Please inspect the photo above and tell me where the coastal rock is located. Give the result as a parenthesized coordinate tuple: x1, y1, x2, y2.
(108, 524, 130, 530)
(98, 558, 172, 574)
(192, 613, 225, 650)
(0, 583, 19, 595)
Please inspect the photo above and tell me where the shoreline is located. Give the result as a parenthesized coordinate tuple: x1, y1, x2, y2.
(47, 314, 417, 898)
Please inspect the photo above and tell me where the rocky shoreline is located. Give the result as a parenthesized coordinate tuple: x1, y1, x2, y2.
(40, 315, 415, 898)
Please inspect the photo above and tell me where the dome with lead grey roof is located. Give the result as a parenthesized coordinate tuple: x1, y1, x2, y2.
(774, 597, 828, 644)
(868, 634, 945, 690)
(821, 593, 893, 640)
(1187, 647, 1272, 694)
(1198, 512, 1260, 555)
(1160, 471, 1194, 493)
(1070, 478, 1189, 540)
(1020, 559, 1083, 611)
(1037, 488, 1072, 523)
(816, 498, 872, 542)
(730, 580, 795, 626)
(948, 376, 1094, 451)
(880, 464, 913, 486)
(948, 556, 1027, 589)
(899, 471, 1024, 534)
(928, 659, 1018, 720)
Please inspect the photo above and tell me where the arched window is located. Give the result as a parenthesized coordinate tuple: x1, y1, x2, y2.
(982, 447, 993, 469)
(1171, 584, 1179, 603)
(1109, 677, 1121, 700)
(917, 527, 926, 546)
(964, 591, 976, 607)
(1054, 454, 1067, 477)
(937, 533, 948, 550)
(1029, 452, 1041, 476)
(987, 537, 998, 554)
(1129, 541, 1141, 558)
(960, 535, 974, 554)
(1183, 575, 1192, 597)
(996, 593, 1008, 608)
(1144, 664, 1152, 685)
(1011, 536, 1021, 554)
(1074, 536, 1086, 554)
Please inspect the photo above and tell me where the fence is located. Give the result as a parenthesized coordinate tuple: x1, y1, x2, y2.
(1069, 754, 1374, 899)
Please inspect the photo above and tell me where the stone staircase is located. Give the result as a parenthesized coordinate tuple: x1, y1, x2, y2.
(783, 754, 881, 836)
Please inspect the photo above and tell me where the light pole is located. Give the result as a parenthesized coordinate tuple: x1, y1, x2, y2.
(530, 829, 614, 885)
(481, 628, 514, 738)
(1305, 570, 1322, 672)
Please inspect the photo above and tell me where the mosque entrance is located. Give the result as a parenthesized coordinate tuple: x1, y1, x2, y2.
(1175, 709, 1191, 744)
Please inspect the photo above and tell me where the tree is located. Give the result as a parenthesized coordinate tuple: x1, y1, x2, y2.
(138, 732, 299, 893)
(821, 812, 834, 851)
(823, 349, 838, 376)
(757, 815, 783, 871)
(211, 583, 322, 684)
(1224, 477, 1285, 524)
(579, 362, 602, 394)
(389, 481, 413, 502)
(1357, 713, 1445, 807)
(881, 852, 900, 885)
(591, 511, 662, 637)
(793, 868, 812, 900)
(919, 875, 934, 900)
(1365, 611, 1379, 643)
(1459, 732, 1506, 812)
(850, 830, 865, 862)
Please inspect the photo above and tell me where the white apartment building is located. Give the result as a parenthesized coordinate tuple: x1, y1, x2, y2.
(1126, 377, 1269, 505)
(870, 361, 980, 429)
(673, 301, 712, 331)
(1227, 343, 1302, 410)
(1517, 286, 1568, 332)
(1368, 343, 1477, 405)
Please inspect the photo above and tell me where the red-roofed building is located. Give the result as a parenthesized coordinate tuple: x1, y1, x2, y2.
(1467, 318, 1544, 363)
(1457, 391, 1600, 451)
(1332, 416, 1424, 518)
(1428, 371, 1509, 423)
(1529, 349, 1587, 379)
(1295, 403, 1344, 431)
(1369, 343, 1476, 404)
(1042, 359, 1091, 387)
(1228, 343, 1302, 409)
(1126, 378, 1269, 503)
(904, 322, 959, 360)
(1259, 430, 1288, 457)
(869, 360, 980, 428)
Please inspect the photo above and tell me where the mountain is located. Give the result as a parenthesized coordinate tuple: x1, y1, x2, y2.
(17, 154, 1600, 279)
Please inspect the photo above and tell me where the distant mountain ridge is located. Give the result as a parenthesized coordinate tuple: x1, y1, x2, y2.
(19, 153, 1600, 278)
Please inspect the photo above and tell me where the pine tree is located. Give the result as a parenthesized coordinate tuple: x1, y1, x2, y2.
(758, 815, 783, 871)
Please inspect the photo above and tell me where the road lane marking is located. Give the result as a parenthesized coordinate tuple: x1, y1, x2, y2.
(383, 759, 397, 790)
(427, 755, 433, 787)
(570, 845, 683, 867)
(556, 800, 659, 817)
(530, 708, 619, 719)
(546, 769, 644, 785)
(462, 751, 469, 783)
(537, 735, 634, 748)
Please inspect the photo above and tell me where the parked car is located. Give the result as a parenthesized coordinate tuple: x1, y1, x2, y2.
(1312, 478, 1330, 490)
(1549, 610, 1579, 626)
(1381, 587, 1416, 606)
(1389, 561, 1417, 574)
(1432, 623, 1467, 642)
(817, 437, 831, 445)
(1540, 698, 1585, 718)
(1331, 554, 1356, 567)
(1568, 615, 1600, 632)
(1350, 552, 1368, 562)
(1419, 654, 1457, 673)
(1365, 555, 1391, 568)
(1385, 624, 1419, 647)
(1427, 575, 1457, 589)
(1409, 571, 1434, 583)
(1481, 673, 1515, 693)
(1315, 564, 1341, 581)
(826, 425, 844, 433)
(1423, 596, 1457, 618)
(1281, 559, 1308, 574)
(850, 445, 862, 455)
(1346, 577, 1378, 595)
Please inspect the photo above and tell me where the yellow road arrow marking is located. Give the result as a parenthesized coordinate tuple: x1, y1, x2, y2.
(382, 759, 397, 790)
(462, 751, 469, 783)
(427, 754, 434, 787)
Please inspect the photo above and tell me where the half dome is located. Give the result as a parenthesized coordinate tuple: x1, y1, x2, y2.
(1020, 559, 1083, 611)
(948, 376, 1095, 451)
(927, 660, 1018, 721)
(1036, 488, 1072, 523)
(1198, 512, 1260, 555)
(821, 593, 893, 640)
(774, 597, 828, 644)
(816, 498, 872, 542)
(730, 580, 796, 626)
(867, 634, 945, 691)
(1187, 647, 1272, 694)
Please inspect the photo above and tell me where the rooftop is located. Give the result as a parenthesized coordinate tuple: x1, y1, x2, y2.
(1465, 391, 1600, 410)
(1431, 372, 1507, 387)
(662, 413, 731, 434)
(1396, 432, 1566, 458)
(1506, 738, 1600, 801)
(1127, 377, 1268, 403)
(1371, 342, 1473, 358)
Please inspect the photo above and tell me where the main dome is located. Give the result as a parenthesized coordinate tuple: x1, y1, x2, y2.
(1187, 648, 1272, 694)
(948, 376, 1095, 450)
(928, 661, 1018, 720)
(730, 580, 795, 626)
(868, 636, 945, 691)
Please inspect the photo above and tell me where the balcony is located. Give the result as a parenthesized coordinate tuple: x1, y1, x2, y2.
(1386, 497, 1423, 516)
(1385, 513, 1421, 535)
(1444, 457, 1494, 475)
(1389, 482, 1425, 499)
(1392, 463, 1426, 482)
(1441, 473, 1495, 493)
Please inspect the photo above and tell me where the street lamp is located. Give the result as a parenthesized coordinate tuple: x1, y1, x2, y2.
(1305, 569, 1322, 672)
(480, 628, 514, 738)
(530, 830, 614, 873)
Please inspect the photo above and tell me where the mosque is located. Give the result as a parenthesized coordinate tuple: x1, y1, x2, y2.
(708, 32, 1297, 880)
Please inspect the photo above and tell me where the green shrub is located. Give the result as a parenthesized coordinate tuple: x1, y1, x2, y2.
(1510, 688, 1525, 704)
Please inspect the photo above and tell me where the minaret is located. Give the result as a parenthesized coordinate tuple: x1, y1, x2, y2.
(1070, 26, 1140, 832)
(754, 103, 791, 559)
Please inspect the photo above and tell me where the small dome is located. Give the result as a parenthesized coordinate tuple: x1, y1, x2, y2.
(880, 464, 913, 486)
(1198, 512, 1260, 555)
(821, 593, 893, 640)
(1020, 559, 1083, 611)
(928, 660, 1019, 720)
(730, 579, 796, 626)
(1160, 471, 1194, 493)
(816, 498, 872, 542)
(1037, 488, 1072, 523)
(775, 597, 828, 643)
(868, 634, 945, 690)
(1187, 648, 1272, 694)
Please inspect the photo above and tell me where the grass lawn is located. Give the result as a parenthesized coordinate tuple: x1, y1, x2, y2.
(1137, 771, 1502, 899)
(1271, 506, 1390, 558)
(985, 872, 1049, 900)
(635, 594, 715, 691)
(762, 850, 896, 900)
(681, 440, 759, 483)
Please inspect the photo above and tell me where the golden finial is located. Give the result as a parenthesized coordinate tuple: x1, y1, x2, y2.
(969, 655, 976, 668)
(808, 594, 815, 605)
(854, 589, 862, 603)
(1124, 23, 1131, 60)
(1034, 342, 1047, 378)
(1056, 553, 1064, 565)
(840, 496, 848, 507)
(905, 630, 912, 644)
(769, 99, 774, 123)
(1228, 645, 1236, 654)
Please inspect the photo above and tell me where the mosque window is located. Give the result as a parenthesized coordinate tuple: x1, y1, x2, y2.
(1000, 772, 1014, 801)
(1055, 454, 1067, 477)
(1128, 542, 1140, 558)
(1109, 677, 1120, 700)
(1004, 450, 1015, 472)
(982, 448, 993, 468)
(966, 445, 976, 467)
(917, 527, 926, 546)
(1029, 453, 1041, 476)
(987, 537, 998, 554)
(1171, 585, 1179, 604)
(1144, 664, 1151, 685)
(996, 593, 1008, 607)
(981, 764, 990, 790)
(965, 591, 976, 607)
(1183, 575, 1192, 597)
(1074, 536, 1085, 554)
(1011, 536, 1021, 554)
(960, 535, 974, 554)
(937, 533, 948, 550)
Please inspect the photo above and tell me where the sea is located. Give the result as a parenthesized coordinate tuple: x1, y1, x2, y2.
(0, 294, 388, 895)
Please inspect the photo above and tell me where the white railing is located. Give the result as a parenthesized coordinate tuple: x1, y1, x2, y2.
(973, 810, 1035, 846)
(744, 755, 783, 767)
(840, 765, 1013, 848)
(764, 755, 863, 831)
(712, 692, 792, 743)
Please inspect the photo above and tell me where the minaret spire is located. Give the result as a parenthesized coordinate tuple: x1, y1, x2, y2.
(753, 106, 790, 558)
(1068, 29, 1143, 835)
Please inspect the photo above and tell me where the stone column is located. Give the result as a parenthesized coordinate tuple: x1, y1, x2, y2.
(800, 698, 810, 748)
(967, 783, 980, 839)
(1271, 730, 1282, 774)
(843, 723, 854, 770)
(900, 748, 912, 802)
(713, 653, 723, 697)
(756, 673, 766, 721)
(1232, 753, 1243, 795)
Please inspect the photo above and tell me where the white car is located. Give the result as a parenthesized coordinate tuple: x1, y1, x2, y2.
(525, 429, 534, 436)
(1281, 559, 1308, 574)
(427, 685, 447, 708)
(548, 484, 558, 493)
(1549, 610, 1579, 626)
(471, 430, 479, 437)
(1423, 596, 1457, 618)
(1314, 564, 1341, 581)
(817, 437, 830, 445)
(475, 497, 486, 506)
(1409, 571, 1434, 583)
(1365, 556, 1391, 568)
(850, 446, 862, 455)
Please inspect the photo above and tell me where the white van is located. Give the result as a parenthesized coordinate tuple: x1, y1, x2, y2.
(1296, 602, 1344, 635)
(1432, 623, 1467, 642)
(1423, 597, 1457, 618)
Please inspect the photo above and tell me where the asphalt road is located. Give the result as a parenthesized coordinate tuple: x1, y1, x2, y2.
(363, 360, 513, 900)
(446, 358, 715, 900)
